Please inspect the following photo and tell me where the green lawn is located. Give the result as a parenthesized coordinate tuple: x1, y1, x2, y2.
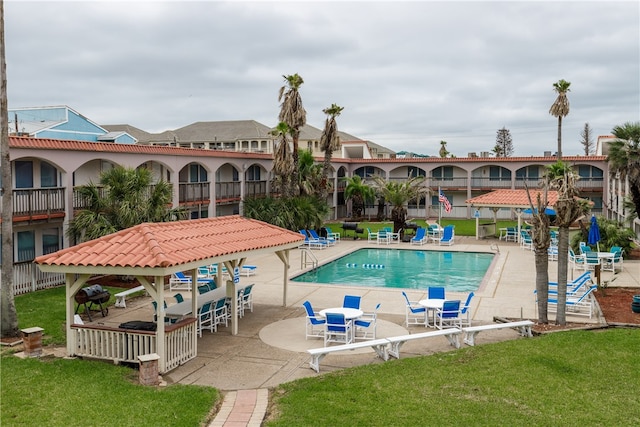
(266, 328, 640, 426)
(325, 219, 520, 237)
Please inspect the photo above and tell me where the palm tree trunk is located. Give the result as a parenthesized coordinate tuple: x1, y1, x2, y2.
(535, 247, 550, 324)
(291, 133, 300, 196)
(1, 2, 19, 338)
(557, 116, 563, 160)
(555, 226, 570, 325)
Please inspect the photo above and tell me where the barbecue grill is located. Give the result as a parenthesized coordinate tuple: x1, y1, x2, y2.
(75, 285, 110, 321)
(341, 222, 364, 239)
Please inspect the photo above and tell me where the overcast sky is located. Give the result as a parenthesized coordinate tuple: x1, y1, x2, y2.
(5, 0, 639, 156)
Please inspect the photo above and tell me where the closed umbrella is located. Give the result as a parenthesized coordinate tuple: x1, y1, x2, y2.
(588, 215, 601, 252)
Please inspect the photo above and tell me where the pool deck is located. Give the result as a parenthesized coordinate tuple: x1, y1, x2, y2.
(96, 236, 639, 392)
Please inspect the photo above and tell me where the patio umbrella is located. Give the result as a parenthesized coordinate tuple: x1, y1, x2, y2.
(588, 215, 601, 252)
(523, 207, 556, 215)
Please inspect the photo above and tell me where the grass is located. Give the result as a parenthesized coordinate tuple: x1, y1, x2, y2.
(266, 328, 640, 426)
(5, 286, 219, 426)
(14, 285, 126, 346)
(325, 219, 520, 237)
(0, 355, 218, 426)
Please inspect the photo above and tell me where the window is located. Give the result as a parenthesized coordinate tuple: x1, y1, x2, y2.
(432, 166, 453, 180)
(354, 166, 375, 178)
(408, 167, 426, 178)
(17, 231, 35, 262)
(41, 162, 58, 187)
(516, 166, 539, 180)
(578, 165, 603, 180)
(15, 161, 33, 188)
(189, 164, 207, 183)
(232, 168, 239, 182)
(408, 196, 426, 209)
(42, 228, 60, 255)
(247, 165, 261, 181)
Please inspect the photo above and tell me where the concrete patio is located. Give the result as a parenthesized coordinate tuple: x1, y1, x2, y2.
(89, 236, 640, 390)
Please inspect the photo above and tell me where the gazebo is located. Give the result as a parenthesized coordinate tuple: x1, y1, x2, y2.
(35, 215, 304, 373)
(466, 189, 560, 241)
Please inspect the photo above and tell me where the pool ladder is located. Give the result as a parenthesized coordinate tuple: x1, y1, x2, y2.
(301, 248, 318, 269)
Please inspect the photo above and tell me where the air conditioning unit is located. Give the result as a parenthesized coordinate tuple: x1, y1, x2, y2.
(544, 151, 552, 157)
(468, 152, 477, 158)
(480, 151, 490, 158)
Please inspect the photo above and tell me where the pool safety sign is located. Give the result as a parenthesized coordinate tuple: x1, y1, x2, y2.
(233, 267, 240, 283)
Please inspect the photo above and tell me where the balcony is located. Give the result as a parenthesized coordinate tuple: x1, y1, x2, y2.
(470, 178, 512, 190)
(514, 178, 544, 189)
(245, 181, 267, 198)
(576, 178, 604, 191)
(216, 181, 241, 204)
(429, 177, 468, 190)
(179, 182, 211, 205)
(10, 188, 66, 222)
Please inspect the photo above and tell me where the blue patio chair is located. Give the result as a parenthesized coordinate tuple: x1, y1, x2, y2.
(410, 227, 427, 245)
(435, 300, 462, 329)
(324, 313, 352, 346)
(240, 284, 254, 314)
(460, 292, 475, 327)
(428, 286, 445, 300)
(174, 293, 184, 303)
(197, 302, 214, 337)
(343, 294, 362, 309)
(308, 229, 336, 246)
(401, 291, 426, 326)
(152, 300, 171, 323)
(438, 225, 455, 246)
(603, 250, 623, 272)
(541, 285, 597, 318)
(520, 231, 533, 250)
(354, 303, 381, 341)
(303, 301, 326, 339)
(212, 298, 229, 332)
(549, 271, 592, 295)
(325, 227, 340, 242)
(569, 248, 586, 272)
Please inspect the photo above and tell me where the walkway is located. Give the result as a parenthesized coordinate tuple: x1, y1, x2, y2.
(209, 389, 268, 427)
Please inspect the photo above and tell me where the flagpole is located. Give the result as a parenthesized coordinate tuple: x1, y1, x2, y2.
(438, 186, 442, 226)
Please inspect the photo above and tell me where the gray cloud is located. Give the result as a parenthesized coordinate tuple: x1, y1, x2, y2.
(6, 1, 639, 156)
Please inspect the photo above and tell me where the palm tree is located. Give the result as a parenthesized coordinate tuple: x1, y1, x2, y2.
(278, 73, 307, 196)
(319, 103, 344, 200)
(607, 121, 640, 218)
(68, 166, 186, 243)
(372, 176, 427, 237)
(298, 149, 324, 198)
(439, 140, 449, 158)
(525, 187, 552, 324)
(342, 175, 375, 220)
(546, 161, 588, 325)
(271, 122, 294, 198)
(549, 79, 571, 160)
(1, 0, 19, 339)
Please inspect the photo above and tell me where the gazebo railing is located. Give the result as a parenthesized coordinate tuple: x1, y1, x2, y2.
(71, 318, 196, 372)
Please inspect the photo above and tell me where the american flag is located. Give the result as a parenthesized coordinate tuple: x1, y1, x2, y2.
(439, 190, 452, 213)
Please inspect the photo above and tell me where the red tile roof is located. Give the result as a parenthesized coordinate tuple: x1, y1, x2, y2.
(466, 189, 559, 207)
(9, 136, 273, 160)
(35, 216, 304, 269)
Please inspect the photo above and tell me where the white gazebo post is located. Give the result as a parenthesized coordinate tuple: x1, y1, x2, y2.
(516, 208, 523, 243)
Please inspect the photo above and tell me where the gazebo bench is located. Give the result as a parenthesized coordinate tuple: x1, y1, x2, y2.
(307, 338, 390, 373)
(462, 320, 534, 346)
(386, 328, 461, 359)
(114, 285, 146, 308)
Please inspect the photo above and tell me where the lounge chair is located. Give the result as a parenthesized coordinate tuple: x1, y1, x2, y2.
(299, 230, 327, 250)
(174, 293, 184, 303)
(401, 291, 427, 326)
(435, 300, 462, 329)
(438, 225, 455, 246)
(354, 303, 381, 341)
(303, 301, 326, 339)
(538, 285, 597, 318)
(240, 265, 258, 276)
(307, 229, 336, 246)
(169, 271, 214, 292)
(549, 271, 592, 295)
(410, 227, 427, 245)
(324, 313, 353, 346)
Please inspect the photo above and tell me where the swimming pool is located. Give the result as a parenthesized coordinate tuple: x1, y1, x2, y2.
(292, 248, 494, 292)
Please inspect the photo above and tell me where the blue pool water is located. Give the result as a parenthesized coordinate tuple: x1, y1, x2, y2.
(292, 248, 494, 292)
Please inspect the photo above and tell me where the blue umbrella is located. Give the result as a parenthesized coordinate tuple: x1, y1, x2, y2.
(588, 215, 601, 251)
(523, 207, 556, 215)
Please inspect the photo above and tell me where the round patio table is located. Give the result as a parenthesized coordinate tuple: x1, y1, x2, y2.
(418, 299, 445, 327)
